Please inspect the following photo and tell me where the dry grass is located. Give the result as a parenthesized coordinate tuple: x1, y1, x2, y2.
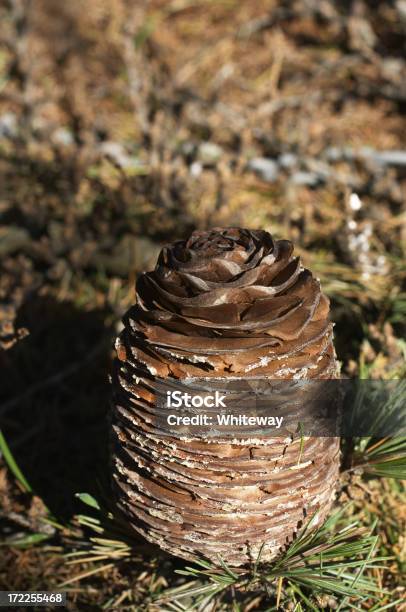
(0, 0, 405, 609)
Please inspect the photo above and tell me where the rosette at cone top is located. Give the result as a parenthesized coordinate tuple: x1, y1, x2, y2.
(112, 227, 341, 566)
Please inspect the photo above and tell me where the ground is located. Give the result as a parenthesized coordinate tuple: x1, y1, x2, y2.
(0, 1, 405, 610)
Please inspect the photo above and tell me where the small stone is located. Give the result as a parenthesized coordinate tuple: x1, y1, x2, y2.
(0, 113, 17, 139)
(290, 171, 319, 186)
(324, 146, 342, 161)
(372, 150, 406, 167)
(197, 142, 223, 164)
(248, 157, 279, 182)
(381, 58, 405, 83)
(190, 161, 202, 177)
(52, 127, 74, 146)
(279, 153, 298, 168)
(349, 193, 362, 211)
(396, 0, 406, 22)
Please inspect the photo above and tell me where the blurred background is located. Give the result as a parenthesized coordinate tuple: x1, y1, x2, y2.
(0, 0, 405, 608)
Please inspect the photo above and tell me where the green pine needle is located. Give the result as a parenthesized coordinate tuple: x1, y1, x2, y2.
(352, 437, 406, 480)
(0, 429, 32, 493)
(156, 507, 388, 609)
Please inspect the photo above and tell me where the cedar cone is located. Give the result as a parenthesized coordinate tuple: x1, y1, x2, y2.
(111, 228, 341, 566)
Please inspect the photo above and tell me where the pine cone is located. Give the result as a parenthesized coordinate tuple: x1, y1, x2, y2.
(112, 228, 341, 566)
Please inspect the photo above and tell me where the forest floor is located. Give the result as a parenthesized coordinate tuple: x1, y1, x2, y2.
(0, 0, 405, 609)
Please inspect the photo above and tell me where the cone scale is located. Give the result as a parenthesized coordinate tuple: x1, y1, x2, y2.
(111, 228, 340, 566)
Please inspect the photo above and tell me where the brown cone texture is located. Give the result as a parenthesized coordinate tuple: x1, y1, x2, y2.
(111, 228, 340, 566)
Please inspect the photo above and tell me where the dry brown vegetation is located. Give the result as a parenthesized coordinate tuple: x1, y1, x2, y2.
(0, 0, 405, 609)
